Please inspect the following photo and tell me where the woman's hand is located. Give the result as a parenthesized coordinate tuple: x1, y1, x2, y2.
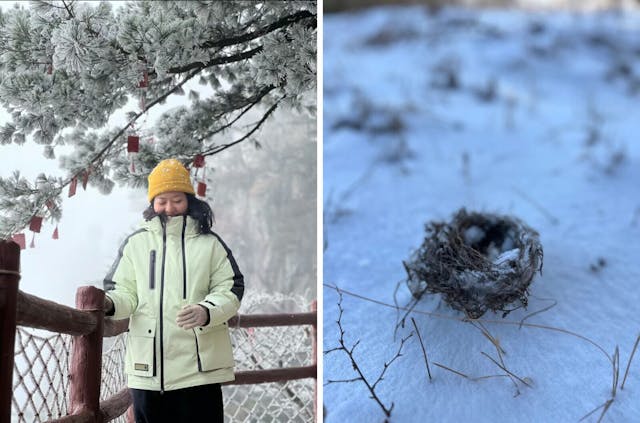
(176, 304, 210, 329)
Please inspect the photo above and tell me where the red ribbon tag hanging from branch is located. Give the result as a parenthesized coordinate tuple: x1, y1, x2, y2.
(29, 216, 43, 233)
(128, 136, 139, 173)
(82, 169, 90, 190)
(138, 70, 148, 88)
(47, 64, 53, 75)
(52, 225, 59, 240)
(197, 182, 207, 197)
(196, 162, 207, 197)
(11, 233, 26, 250)
(46, 199, 55, 211)
(193, 154, 205, 168)
(68, 177, 78, 197)
(30, 232, 36, 249)
(127, 136, 140, 153)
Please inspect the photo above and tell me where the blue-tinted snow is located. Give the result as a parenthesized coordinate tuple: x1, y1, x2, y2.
(324, 6, 640, 422)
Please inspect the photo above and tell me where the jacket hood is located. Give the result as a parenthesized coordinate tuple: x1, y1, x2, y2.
(142, 215, 200, 238)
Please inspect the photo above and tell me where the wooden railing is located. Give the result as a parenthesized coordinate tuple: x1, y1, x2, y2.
(0, 240, 317, 423)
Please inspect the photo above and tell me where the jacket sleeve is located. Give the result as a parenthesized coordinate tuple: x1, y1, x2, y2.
(103, 237, 138, 319)
(198, 234, 244, 327)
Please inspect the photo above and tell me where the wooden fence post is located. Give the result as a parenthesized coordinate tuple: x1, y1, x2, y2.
(311, 300, 317, 423)
(69, 286, 105, 422)
(0, 240, 20, 423)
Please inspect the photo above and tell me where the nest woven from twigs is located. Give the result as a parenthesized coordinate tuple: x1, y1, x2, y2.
(404, 208, 543, 319)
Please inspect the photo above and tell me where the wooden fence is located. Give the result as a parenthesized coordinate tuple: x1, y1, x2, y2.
(0, 240, 317, 422)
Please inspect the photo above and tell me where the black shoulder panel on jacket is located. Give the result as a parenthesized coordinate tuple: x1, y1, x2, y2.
(210, 232, 245, 302)
(103, 229, 147, 291)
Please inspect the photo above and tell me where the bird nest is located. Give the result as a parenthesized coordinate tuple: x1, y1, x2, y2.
(404, 208, 543, 319)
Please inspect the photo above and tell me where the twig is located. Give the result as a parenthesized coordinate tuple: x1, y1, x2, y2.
(394, 292, 420, 340)
(324, 289, 412, 419)
(410, 317, 432, 381)
(324, 377, 360, 385)
(620, 333, 640, 390)
(201, 96, 285, 157)
(371, 334, 413, 393)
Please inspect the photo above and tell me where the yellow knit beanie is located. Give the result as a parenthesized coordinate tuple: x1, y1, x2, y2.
(147, 159, 195, 202)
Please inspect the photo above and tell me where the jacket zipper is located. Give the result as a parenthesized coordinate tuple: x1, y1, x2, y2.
(181, 216, 187, 300)
(159, 220, 167, 393)
(193, 328, 203, 371)
(184, 218, 202, 372)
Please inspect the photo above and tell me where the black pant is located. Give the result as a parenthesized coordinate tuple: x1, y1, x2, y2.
(130, 383, 224, 423)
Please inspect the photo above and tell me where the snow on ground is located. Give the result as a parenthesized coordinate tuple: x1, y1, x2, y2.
(323, 6, 640, 422)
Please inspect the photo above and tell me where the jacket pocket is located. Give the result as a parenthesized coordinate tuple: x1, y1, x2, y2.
(194, 322, 235, 372)
(148, 250, 156, 290)
(126, 316, 156, 377)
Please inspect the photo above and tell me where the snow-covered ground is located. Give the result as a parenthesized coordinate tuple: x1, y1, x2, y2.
(323, 6, 640, 422)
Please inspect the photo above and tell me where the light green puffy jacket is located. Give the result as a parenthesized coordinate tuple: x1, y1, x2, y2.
(104, 215, 244, 391)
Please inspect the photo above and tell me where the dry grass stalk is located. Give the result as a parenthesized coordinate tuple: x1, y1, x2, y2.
(581, 341, 632, 423)
(410, 317, 432, 381)
(473, 374, 512, 382)
(468, 319, 531, 395)
(579, 398, 614, 423)
(433, 361, 513, 384)
(327, 284, 638, 419)
(469, 320, 506, 356)
(326, 283, 612, 363)
(481, 352, 531, 388)
(433, 362, 470, 379)
(510, 186, 560, 225)
(611, 346, 620, 398)
(518, 297, 557, 328)
(620, 333, 640, 390)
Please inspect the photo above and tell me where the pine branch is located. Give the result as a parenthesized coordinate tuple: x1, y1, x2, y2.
(195, 85, 276, 144)
(0, 2, 316, 236)
(167, 45, 264, 75)
(199, 95, 284, 159)
(201, 10, 315, 50)
(62, 68, 202, 186)
(61, 0, 74, 19)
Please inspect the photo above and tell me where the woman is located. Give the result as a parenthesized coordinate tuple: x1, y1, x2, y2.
(103, 158, 244, 422)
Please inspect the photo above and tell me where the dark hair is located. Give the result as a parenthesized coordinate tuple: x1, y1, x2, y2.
(143, 194, 215, 234)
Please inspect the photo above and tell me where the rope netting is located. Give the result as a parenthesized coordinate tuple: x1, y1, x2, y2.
(101, 335, 128, 423)
(10, 292, 315, 422)
(12, 329, 70, 421)
(224, 292, 315, 422)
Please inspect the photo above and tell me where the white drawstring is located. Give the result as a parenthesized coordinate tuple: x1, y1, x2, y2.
(0, 269, 21, 277)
